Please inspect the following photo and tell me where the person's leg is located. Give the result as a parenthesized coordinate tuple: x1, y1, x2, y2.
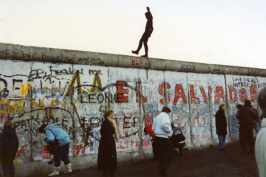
(247, 128, 254, 154)
(8, 160, 15, 177)
(218, 135, 222, 149)
(158, 138, 170, 177)
(141, 37, 149, 58)
(2, 163, 8, 177)
(62, 144, 72, 173)
(152, 140, 157, 160)
(155, 137, 165, 176)
(218, 135, 225, 150)
(1, 159, 13, 177)
(219, 135, 226, 150)
(239, 127, 246, 152)
(102, 166, 110, 177)
(132, 34, 148, 55)
(48, 147, 61, 176)
(107, 166, 116, 177)
(62, 144, 70, 165)
(222, 135, 226, 149)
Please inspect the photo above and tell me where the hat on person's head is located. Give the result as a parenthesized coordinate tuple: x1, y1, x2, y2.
(38, 123, 47, 133)
(4, 120, 13, 128)
(162, 106, 171, 113)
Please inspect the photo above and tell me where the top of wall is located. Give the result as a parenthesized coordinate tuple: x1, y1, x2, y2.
(0, 42, 266, 77)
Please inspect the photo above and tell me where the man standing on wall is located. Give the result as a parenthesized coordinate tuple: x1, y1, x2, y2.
(152, 106, 173, 177)
(132, 7, 153, 58)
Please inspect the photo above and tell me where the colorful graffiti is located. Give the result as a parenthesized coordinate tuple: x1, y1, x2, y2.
(0, 60, 265, 162)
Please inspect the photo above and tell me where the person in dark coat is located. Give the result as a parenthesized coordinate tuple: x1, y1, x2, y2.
(98, 111, 118, 177)
(215, 104, 227, 150)
(237, 100, 258, 154)
(132, 7, 153, 58)
(0, 120, 19, 177)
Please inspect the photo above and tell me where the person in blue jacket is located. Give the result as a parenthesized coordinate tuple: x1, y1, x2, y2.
(38, 123, 72, 176)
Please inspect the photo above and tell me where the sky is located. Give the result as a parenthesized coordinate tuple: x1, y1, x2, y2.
(1, 0, 266, 68)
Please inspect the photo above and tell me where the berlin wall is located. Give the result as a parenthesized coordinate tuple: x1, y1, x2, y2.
(0, 43, 266, 176)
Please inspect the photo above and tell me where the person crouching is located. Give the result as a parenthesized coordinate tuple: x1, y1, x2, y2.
(38, 123, 72, 176)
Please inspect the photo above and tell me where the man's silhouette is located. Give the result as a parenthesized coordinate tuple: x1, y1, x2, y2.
(132, 7, 153, 58)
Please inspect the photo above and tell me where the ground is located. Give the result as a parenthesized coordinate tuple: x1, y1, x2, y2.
(31, 143, 259, 177)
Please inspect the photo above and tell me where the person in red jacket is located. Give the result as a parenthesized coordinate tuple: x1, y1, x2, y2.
(144, 122, 157, 160)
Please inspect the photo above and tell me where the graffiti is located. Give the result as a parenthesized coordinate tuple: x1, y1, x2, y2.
(81, 91, 115, 104)
(131, 56, 149, 66)
(158, 82, 224, 105)
(232, 77, 257, 88)
(0, 60, 264, 161)
(228, 84, 257, 103)
(28, 66, 83, 83)
(179, 64, 196, 72)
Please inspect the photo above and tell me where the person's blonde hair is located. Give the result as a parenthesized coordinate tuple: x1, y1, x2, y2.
(104, 110, 113, 119)
(104, 110, 119, 140)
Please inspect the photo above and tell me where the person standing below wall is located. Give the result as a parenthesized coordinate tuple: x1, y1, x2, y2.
(215, 104, 227, 151)
(144, 119, 157, 160)
(0, 120, 19, 177)
(255, 87, 266, 177)
(38, 123, 72, 176)
(98, 110, 119, 177)
(0, 119, 19, 177)
(152, 106, 173, 177)
(238, 100, 259, 154)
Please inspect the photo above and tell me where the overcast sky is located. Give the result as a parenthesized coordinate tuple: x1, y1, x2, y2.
(1, 0, 266, 68)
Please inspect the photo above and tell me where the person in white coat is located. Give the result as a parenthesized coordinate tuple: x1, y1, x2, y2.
(255, 87, 266, 177)
(152, 106, 173, 177)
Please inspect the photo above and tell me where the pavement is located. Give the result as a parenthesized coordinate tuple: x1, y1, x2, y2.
(29, 143, 258, 177)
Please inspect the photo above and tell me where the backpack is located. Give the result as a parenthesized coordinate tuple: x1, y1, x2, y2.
(171, 128, 186, 148)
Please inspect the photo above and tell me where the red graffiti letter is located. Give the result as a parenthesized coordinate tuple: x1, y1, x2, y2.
(159, 82, 171, 105)
(173, 84, 187, 104)
(215, 86, 224, 104)
(189, 85, 199, 104)
(116, 80, 129, 103)
(200, 86, 208, 103)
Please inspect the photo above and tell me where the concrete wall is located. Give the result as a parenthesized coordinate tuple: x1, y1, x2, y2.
(1, 43, 266, 176)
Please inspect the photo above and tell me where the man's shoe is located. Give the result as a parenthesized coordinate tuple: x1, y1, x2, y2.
(48, 167, 60, 176)
(141, 54, 148, 58)
(65, 163, 72, 173)
(132, 50, 139, 55)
